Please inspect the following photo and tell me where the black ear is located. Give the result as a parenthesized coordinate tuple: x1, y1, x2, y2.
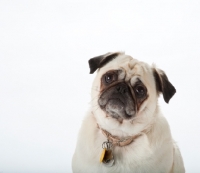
(88, 52, 122, 74)
(153, 68, 176, 103)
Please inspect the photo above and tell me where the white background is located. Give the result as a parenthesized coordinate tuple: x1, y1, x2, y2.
(0, 0, 200, 173)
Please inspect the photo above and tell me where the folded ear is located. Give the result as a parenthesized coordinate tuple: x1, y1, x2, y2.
(88, 52, 122, 74)
(153, 68, 176, 103)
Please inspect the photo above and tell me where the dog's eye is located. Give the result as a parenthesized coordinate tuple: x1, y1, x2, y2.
(102, 71, 118, 85)
(105, 74, 114, 83)
(134, 85, 146, 98)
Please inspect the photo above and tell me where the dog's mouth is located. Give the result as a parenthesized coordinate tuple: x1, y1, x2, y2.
(98, 82, 137, 120)
(106, 98, 125, 117)
(99, 96, 136, 120)
(105, 98, 133, 119)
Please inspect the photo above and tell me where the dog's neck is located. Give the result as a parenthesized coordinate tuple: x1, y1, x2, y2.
(97, 124, 144, 147)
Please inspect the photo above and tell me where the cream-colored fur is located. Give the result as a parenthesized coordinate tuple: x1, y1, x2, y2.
(72, 53, 185, 173)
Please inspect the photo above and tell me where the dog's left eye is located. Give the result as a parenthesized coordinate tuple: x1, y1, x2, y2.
(134, 85, 146, 98)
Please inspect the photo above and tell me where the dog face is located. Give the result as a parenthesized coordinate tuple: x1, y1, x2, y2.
(89, 52, 176, 131)
(98, 69, 147, 120)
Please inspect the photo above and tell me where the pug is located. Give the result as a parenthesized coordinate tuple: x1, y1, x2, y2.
(72, 52, 185, 173)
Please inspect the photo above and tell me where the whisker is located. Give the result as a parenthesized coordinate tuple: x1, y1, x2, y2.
(91, 88, 100, 92)
(93, 106, 100, 112)
(91, 104, 99, 108)
(91, 86, 100, 92)
(89, 95, 99, 103)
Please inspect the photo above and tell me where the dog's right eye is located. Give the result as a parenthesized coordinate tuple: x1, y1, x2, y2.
(105, 74, 114, 83)
(102, 71, 118, 85)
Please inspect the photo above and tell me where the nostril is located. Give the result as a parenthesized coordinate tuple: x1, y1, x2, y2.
(123, 88, 127, 93)
(116, 86, 121, 92)
(116, 84, 128, 94)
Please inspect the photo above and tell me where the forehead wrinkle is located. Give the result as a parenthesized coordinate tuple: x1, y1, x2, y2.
(124, 61, 144, 82)
(118, 67, 126, 80)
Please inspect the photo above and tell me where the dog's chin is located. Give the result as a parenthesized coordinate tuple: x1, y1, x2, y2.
(104, 98, 134, 122)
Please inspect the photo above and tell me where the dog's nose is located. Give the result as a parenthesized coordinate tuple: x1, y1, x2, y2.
(116, 83, 128, 94)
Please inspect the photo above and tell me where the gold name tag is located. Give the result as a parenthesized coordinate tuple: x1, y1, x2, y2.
(100, 141, 114, 167)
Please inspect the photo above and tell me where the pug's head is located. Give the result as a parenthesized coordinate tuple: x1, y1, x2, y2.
(89, 52, 176, 134)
